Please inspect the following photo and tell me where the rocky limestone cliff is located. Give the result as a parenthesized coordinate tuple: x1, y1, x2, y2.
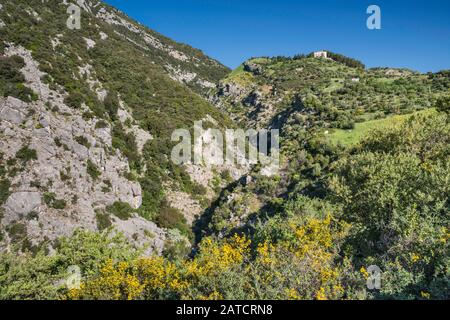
(92, 2, 229, 95)
(0, 44, 165, 255)
(0, 0, 236, 254)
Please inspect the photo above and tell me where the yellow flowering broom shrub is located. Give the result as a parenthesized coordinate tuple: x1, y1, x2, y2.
(66, 234, 252, 300)
(246, 215, 351, 300)
(67, 259, 143, 300)
(66, 216, 354, 300)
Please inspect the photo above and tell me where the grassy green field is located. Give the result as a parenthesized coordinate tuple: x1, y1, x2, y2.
(327, 108, 435, 146)
(224, 64, 255, 87)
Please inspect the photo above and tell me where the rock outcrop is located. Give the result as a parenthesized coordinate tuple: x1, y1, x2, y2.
(0, 45, 165, 255)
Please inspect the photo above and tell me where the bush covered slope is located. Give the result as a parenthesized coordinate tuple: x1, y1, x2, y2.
(2, 110, 448, 300)
(0, 0, 232, 254)
(213, 54, 449, 130)
(0, 1, 449, 300)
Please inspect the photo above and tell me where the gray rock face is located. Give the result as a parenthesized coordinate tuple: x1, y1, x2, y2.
(243, 62, 263, 75)
(220, 82, 245, 97)
(215, 76, 279, 129)
(0, 45, 166, 255)
(95, 6, 220, 93)
(116, 104, 153, 154)
(0, 97, 28, 124)
(4, 192, 41, 220)
(113, 215, 166, 256)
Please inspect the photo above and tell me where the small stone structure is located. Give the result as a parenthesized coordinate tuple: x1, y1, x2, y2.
(313, 51, 328, 59)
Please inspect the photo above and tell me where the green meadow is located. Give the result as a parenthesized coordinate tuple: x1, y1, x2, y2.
(327, 108, 436, 146)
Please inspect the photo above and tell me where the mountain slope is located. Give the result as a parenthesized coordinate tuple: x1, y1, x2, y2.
(94, 2, 230, 94)
(205, 52, 449, 239)
(0, 0, 233, 254)
(0, 1, 449, 301)
(213, 54, 448, 131)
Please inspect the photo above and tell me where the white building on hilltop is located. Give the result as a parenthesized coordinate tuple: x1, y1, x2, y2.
(313, 51, 328, 59)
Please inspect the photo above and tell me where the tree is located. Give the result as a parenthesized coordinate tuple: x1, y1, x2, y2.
(436, 96, 450, 115)
(328, 112, 450, 299)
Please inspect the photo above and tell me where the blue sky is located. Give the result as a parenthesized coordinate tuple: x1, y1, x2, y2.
(104, 0, 450, 72)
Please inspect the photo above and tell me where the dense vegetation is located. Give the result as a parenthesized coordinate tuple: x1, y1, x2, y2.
(325, 51, 365, 69)
(218, 53, 449, 131)
(0, 1, 449, 300)
(0, 55, 37, 102)
(1, 108, 448, 300)
(0, 0, 231, 234)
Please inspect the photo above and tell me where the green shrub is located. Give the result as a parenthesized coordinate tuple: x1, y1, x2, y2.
(103, 91, 119, 121)
(328, 113, 450, 299)
(436, 96, 450, 115)
(95, 120, 109, 129)
(15, 146, 37, 165)
(326, 51, 366, 69)
(220, 169, 233, 183)
(43, 192, 66, 210)
(106, 201, 134, 220)
(191, 183, 207, 196)
(64, 92, 84, 109)
(156, 204, 192, 239)
(6, 222, 27, 244)
(0, 179, 11, 205)
(86, 160, 101, 180)
(96, 211, 112, 230)
(0, 55, 37, 102)
(0, 229, 138, 299)
(112, 124, 140, 171)
(75, 136, 91, 149)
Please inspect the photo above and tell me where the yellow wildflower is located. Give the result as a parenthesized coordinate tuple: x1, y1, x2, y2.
(360, 267, 369, 279)
(257, 241, 274, 265)
(411, 253, 420, 263)
(316, 287, 327, 300)
(286, 288, 301, 300)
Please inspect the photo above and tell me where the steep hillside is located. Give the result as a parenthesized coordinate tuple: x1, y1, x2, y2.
(94, 2, 229, 95)
(0, 1, 449, 300)
(195, 53, 450, 300)
(0, 45, 165, 255)
(213, 54, 448, 131)
(0, 0, 233, 254)
(205, 53, 449, 236)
